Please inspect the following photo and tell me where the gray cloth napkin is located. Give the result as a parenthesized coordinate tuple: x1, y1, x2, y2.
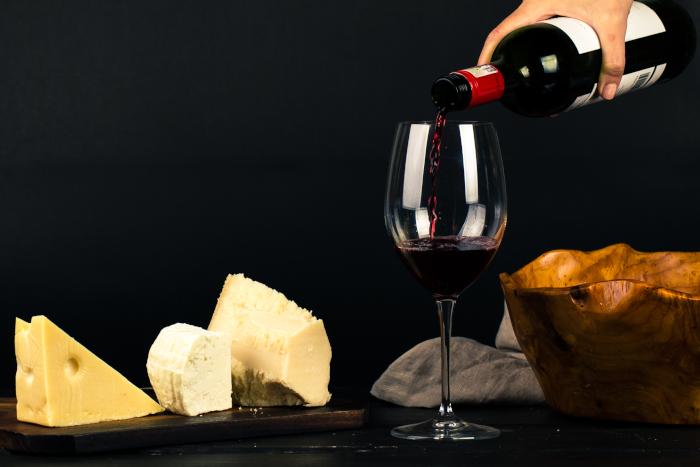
(371, 302, 547, 407)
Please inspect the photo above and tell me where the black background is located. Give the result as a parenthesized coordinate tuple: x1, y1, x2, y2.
(1, 0, 699, 391)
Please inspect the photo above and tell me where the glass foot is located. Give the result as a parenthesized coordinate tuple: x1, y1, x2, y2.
(391, 416, 501, 440)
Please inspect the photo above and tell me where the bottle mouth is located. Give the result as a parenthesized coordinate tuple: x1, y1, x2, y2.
(431, 74, 472, 112)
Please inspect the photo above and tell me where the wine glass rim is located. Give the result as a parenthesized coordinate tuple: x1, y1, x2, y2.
(397, 120, 494, 126)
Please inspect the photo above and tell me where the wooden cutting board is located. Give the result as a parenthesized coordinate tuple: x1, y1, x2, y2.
(0, 394, 368, 454)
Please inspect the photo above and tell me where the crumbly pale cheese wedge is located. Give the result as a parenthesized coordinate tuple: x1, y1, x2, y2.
(14, 316, 164, 427)
(147, 324, 233, 416)
(208, 274, 332, 407)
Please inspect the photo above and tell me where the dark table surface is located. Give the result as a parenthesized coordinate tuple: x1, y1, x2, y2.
(3, 386, 700, 466)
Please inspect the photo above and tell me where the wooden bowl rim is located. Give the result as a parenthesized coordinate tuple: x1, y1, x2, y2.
(500, 274, 700, 300)
(499, 243, 700, 299)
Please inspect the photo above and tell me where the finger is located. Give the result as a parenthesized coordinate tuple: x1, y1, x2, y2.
(592, 17, 628, 99)
(478, 7, 547, 65)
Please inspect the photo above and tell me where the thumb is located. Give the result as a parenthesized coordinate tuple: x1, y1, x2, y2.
(594, 18, 628, 100)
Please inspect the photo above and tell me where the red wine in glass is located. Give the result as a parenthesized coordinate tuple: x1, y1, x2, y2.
(394, 236, 500, 300)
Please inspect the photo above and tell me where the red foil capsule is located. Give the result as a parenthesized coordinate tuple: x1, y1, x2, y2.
(452, 65, 505, 108)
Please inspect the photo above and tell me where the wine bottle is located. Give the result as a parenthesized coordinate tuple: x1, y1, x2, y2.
(431, 0, 696, 117)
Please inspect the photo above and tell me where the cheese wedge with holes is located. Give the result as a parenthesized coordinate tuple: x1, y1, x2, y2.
(147, 323, 233, 416)
(14, 316, 164, 427)
(208, 274, 332, 407)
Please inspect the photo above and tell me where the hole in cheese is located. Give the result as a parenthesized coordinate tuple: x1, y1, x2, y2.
(65, 358, 80, 377)
(17, 359, 34, 384)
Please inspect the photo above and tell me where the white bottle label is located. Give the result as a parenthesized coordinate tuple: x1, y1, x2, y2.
(461, 64, 499, 78)
(538, 1, 665, 54)
(565, 64, 667, 111)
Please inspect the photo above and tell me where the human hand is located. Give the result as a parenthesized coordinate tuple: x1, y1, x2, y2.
(477, 0, 634, 100)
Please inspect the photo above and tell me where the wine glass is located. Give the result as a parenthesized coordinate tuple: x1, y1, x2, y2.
(384, 120, 507, 440)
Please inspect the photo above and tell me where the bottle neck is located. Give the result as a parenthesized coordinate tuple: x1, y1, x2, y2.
(451, 64, 506, 109)
(431, 60, 514, 112)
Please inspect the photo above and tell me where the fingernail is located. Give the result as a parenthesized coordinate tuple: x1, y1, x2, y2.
(602, 83, 617, 100)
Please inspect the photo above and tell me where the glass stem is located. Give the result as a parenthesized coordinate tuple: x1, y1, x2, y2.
(436, 298, 456, 421)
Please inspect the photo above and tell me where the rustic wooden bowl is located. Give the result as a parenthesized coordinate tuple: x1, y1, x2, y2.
(499, 243, 700, 424)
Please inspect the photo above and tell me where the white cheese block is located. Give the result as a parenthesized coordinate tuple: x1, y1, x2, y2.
(208, 274, 332, 407)
(15, 316, 164, 427)
(147, 323, 233, 416)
